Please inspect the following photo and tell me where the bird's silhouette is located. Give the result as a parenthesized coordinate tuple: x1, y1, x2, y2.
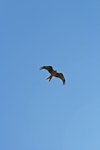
(40, 66, 65, 85)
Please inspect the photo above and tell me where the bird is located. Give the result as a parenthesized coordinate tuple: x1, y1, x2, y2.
(40, 66, 65, 85)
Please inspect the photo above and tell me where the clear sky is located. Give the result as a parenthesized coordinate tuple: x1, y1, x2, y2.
(1, 0, 100, 150)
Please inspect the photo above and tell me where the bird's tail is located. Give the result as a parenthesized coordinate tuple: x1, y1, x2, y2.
(46, 76, 52, 82)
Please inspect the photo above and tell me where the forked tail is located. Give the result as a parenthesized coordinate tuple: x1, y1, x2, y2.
(46, 75, 52, 82)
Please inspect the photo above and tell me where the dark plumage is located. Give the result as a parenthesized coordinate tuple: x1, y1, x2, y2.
(40, 66, 65, 85)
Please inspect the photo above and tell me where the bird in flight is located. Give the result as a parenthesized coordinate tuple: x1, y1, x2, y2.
(40, 66, 65, 85)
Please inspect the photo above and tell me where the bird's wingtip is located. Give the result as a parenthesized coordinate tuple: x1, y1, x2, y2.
(40, 66, 43, 70)
(63, 80, 66, 85)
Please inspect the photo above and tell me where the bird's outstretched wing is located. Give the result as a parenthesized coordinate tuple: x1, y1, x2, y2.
(55, 73, 65, 85)
(40, 66, 54, 74)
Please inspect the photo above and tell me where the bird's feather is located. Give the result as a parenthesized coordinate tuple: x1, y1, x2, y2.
(40, 66, 53, 74)
(55, 73, 65, 84)
(40, 65, 66, 85)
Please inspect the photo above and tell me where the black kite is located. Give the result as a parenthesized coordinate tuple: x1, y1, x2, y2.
(40, 66, 65, 85)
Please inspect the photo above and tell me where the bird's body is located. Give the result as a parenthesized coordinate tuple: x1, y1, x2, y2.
(40, 66, 65, 85)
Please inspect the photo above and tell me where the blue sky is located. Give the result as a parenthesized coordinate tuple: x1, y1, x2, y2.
(1, 0, 100, 149)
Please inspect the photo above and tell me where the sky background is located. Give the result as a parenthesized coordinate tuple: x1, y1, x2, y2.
(1, 0, 100, 150)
